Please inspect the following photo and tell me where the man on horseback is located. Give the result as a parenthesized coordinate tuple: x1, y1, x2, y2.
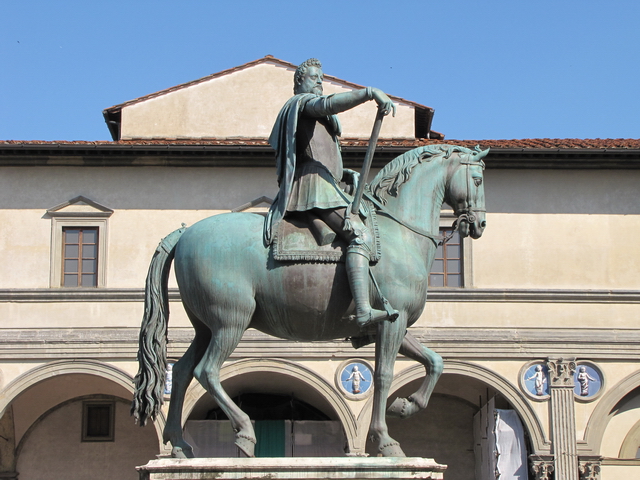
(265, 58, 399, 329)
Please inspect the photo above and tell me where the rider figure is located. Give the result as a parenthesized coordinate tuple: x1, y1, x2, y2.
(265, 58, 399, 329)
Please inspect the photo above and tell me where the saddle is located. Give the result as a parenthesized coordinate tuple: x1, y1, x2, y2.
(272, 202, 381, 263)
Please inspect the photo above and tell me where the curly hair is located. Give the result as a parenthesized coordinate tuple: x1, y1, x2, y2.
(294, 58, 322, 94)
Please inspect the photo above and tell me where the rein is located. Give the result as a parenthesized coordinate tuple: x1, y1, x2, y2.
(362, 155, 485, 247)
(363, 191, 445, 247)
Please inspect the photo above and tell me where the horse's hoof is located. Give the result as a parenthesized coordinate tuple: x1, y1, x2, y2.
(171, 445, 194, 458)
(387, 397, 409, 418)
(235, 433, 256, 457)
(379, 441, 406, 457)
(387, 397, 420, 419)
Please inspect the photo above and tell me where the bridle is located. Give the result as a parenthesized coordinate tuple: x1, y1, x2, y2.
(364, 153, 486, 246)
(453, 156, 486, 227)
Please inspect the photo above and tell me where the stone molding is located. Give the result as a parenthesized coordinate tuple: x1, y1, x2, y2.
(2, 287, 639, 303)
(0, 359, 134, 418)
(137, 457, 447, 480)
(2, 327, 640, 361)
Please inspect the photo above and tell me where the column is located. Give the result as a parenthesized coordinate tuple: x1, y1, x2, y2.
(547, 357, 578, 480)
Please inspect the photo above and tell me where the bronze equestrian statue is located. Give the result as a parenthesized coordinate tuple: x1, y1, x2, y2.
(266, 58, 398, 329)
(132, 59, 488, 459)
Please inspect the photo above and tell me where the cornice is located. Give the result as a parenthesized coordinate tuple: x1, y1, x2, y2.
(1, 326, 639, 361)
(1, 142, 639, 169)
(1, 288, 638, 304)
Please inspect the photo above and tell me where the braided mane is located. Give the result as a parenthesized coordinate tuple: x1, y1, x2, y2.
(369, 144, 475, 205)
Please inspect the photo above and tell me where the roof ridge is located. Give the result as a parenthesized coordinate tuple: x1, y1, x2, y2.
(103, 56, 433, 114)
(103, 55, 297, 113)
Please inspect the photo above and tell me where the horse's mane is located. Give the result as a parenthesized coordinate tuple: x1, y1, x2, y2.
(369, 144, 475, 205)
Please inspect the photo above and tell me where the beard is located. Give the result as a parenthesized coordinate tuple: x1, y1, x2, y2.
(312, 85, 323, 95)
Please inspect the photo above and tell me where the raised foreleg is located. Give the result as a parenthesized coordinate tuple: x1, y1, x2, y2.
(369, 315, 408, 457)
(387, 331, 443, 419)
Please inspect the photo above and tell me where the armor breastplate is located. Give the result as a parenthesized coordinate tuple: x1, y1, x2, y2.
(296, 116, 343, 181)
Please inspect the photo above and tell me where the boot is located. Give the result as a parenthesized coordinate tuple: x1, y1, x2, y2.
(346, 250, 398, 329)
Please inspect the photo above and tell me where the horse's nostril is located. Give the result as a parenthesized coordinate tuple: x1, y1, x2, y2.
(481, 221, 487, 228)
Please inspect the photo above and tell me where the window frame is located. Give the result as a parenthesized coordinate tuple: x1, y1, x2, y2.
(48, 196, 112, 288)
(61, 226, 100, 287)
(82, 400, 115, 442)
(428, 210, 474, 288)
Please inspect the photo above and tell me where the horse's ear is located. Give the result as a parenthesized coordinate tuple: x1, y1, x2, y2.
(474, 148, 490, 160)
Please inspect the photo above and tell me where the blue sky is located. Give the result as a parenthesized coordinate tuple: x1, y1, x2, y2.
(1, 1, 638, 141)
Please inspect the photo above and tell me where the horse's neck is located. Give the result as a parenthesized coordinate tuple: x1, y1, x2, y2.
(383, 159, 447, 237)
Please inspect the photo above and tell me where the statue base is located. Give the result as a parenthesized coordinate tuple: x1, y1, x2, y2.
(137, 457, 447, 480)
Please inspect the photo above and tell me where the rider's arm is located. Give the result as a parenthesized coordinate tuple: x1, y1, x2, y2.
(304, 88, 396, 118)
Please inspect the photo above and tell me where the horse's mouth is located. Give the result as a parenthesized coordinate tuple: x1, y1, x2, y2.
(458, 217, 485, 239)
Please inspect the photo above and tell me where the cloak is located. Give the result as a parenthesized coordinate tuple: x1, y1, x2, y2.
(264, 93, 341, 244)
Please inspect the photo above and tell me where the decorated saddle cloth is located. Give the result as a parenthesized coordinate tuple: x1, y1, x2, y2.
(272, 202, 381, 263)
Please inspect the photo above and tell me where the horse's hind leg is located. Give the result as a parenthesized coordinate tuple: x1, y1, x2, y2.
(370, 315, 407, 457)
(163, 311, 211, 458)
(387, 332, 443, 419)
(194, 311, 256, 457)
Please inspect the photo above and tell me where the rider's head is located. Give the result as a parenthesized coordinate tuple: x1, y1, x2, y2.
(294, 58, 323, 95)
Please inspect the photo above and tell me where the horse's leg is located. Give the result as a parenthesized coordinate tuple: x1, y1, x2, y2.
(387, 332, 443, 419)
(163, 310, 211, 458)
(193, 312, 256, 457)
(370, 315, 407, 457)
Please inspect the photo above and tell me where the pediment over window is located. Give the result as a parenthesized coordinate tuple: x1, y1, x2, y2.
(47, 196, 114, 218)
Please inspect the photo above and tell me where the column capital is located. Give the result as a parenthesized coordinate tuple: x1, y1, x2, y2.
(547, 357, 577, 387)
(578, 457, 602, 480)
(530, 455, 554, 480)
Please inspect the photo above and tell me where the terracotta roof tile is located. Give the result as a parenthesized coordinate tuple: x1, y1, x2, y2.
(1, 138, 640, 150)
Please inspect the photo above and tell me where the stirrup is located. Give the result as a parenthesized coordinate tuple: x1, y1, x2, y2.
(350, 308, 397, 330)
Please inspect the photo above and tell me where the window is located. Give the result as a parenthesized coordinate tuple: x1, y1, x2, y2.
(429, 228, 462, 287)
(62, 227, 99, 287)
(427, 208, 476, 288)
(47, 196, 112, 288)
(82, 401, 115, 442)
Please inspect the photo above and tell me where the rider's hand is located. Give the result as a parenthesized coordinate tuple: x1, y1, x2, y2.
(371, 88, 396, 117)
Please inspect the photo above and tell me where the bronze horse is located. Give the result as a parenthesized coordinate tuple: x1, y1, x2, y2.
(132, 144, 488, 458)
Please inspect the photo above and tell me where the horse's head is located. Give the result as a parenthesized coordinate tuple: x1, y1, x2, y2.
(445, 147, 488, 239)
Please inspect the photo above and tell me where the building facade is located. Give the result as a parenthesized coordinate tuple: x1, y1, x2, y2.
(1, 56, 639, 480)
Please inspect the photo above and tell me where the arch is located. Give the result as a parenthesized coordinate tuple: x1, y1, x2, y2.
(619, 418, 640, 459)
(0, 359, 166, 451)
(357, 360, 549, 454)
(583, 369, 640, 454)
(181, 358, 358, 451)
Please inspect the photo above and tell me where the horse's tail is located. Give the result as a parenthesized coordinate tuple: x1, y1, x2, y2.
(131, 225, 187, 426)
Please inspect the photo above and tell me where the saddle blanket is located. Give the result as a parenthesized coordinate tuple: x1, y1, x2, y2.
(272, 205, 381, 263)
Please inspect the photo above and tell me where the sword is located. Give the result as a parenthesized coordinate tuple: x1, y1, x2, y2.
(351, 108, 385, 215)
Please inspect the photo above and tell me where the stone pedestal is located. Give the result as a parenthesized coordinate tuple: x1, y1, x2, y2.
(137, 457, 447, 480)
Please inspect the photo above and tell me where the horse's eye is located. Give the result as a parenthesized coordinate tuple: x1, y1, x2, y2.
(474, 178, 482, 187)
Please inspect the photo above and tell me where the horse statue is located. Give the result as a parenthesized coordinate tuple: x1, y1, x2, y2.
(132, 144, 488, 458)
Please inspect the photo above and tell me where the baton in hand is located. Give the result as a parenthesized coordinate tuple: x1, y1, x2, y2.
(351, 108, 385, 215)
